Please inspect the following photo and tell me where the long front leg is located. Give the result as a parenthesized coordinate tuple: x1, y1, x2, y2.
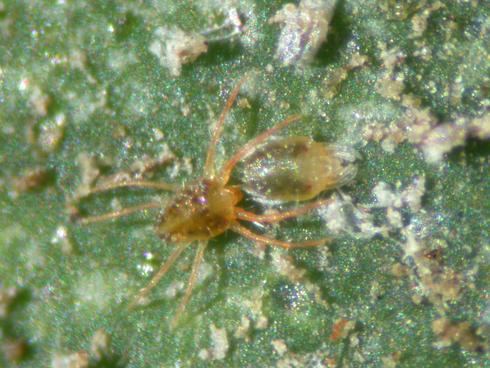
(171, 241, 208, 328)
(204, 77, 247, 179)
(129, 242, 190, 310)
(232, 223, 330, 249)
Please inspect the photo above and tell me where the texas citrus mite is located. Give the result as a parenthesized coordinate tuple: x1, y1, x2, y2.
(73, 78, 357, 327)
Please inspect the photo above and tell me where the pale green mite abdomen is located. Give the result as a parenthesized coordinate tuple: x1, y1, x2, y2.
(238, 136, 357, 203)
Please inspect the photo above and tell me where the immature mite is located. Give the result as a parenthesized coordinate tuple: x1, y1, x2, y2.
(74, 78, 356, 327)
(237, 136, 357, 203)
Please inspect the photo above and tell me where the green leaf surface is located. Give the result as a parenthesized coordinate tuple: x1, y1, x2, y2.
(0, 1, 488, 367)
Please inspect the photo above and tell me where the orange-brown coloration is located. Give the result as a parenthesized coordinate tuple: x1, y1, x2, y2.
(329, 319, 352, 341)
(424, 247, 443, 262)
(74, 78, 356, 327)
(156, 180, 242, 243)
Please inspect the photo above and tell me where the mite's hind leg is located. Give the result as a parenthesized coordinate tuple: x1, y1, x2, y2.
(76, 202, 161, 225)
(129, 242, 190, 310)
(232, 223, 330, 249)
(171, 241, 208, 328)
(235, 198, 333, 224)
(220, 114, 302, 184)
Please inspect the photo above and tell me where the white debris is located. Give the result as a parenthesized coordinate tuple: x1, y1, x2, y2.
(38, 112, 66, 153)
(400, 228, 422, 260)
(50, 225, 74, 255)
(319, 195, 350, 234)
(378, 44, 406, 73)
(386, 206, 403, 228)
(401, 176, 426, 212)
(410, 2, 445, 39)
(209, 323, 229, 360)
(269, 0, 337, 66)
(320, 177, 426, 240)
(372, 182, 401, 208)
(150, 26, 208, 77)
(75, 152, 100, 199)
(370, 177, 426, 232)
(467, 112, 490, 139)
(164, 280, 185, 299)
(150, 9, 244, 77)
(421, 120, 467, 164)
(152, 128, 165, 141)
(235, 288, 269, 330)
(197, 260, 214, 285)
(27, 85, 51, 117)
(271, 250, 328, 307)
(90, 329, 111, 360)
(272, 339, 288, 356)
(234, 315, 251, 340)
(420, 112, 490, 164)
(51, 351, 89, 368)
(317, 192, 387, 239)
(199, 323, 229, 361)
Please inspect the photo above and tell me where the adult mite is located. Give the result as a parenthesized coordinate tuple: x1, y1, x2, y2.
(73, 78, 357, 327)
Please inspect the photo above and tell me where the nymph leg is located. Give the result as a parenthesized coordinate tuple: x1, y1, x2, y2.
(235, 198, 333, 224)
(232, 223, 330, 249)
(204, 78, 247, 178)
(77, 202, 161, 225)
(77, 180, 177, 199)
(129, 242, 190, 309)
(171, 241, 208, 327)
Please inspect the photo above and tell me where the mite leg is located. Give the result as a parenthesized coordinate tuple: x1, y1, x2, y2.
(235, 198, 333, 224)
(204, 78, 247, 178)
(171, 241, 208, 328)
(220, 114, 301, 184)
(129, 242, 190, 310)
(77, 202, 161, 225)
(76, 180, 177, 200)
(232, 223, 330, 249)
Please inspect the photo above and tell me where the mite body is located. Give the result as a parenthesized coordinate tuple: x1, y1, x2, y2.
(74, 79, 356, 327)
(238, 136, 357, 203)
(156, 180, 242, 242)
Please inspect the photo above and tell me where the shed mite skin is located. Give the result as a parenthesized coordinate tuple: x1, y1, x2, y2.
(269, 0, 337, 67)
(73, 78, 355, 327)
